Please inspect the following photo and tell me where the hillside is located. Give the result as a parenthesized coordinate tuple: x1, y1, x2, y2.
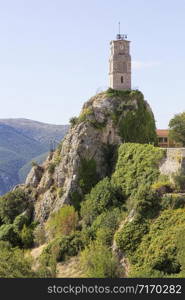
(0, 118, 69, 146)
(1, 89, 185, 279)
(0, 120, 69, 194)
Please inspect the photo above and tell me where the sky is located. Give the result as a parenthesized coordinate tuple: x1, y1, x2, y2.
(0, 0, 185, 128)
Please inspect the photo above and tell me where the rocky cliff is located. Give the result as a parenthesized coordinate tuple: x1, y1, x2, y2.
(22, 89, 156, 222)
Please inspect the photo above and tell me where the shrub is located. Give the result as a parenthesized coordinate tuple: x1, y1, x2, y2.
(13, 214, 30, 232)
(80, 241, 121, 278)
(106, 87, 131, 98)
(80, 227, 96, 246)
(0, 241, 36, 278)
(134, 185, 161, 219)
(151, 181, 173, 194)
(20, 225, 34, 249)
(115, 217, 149, 260)
(119, 92, 157, 144)
(102, 144, 118, 176)
(78, 158, 98, 195)
(96, 228, 114, 246)
(0, 189, 28, 224)
(40, 231, 84, 264)
(69, 116, 78, 127)
(173, 171, 185, 191)
(71, 191, 82, 211)
(130, 209, 185, 277)
(0, 224, 20, 246)
(80, 178, 124, 225)
(78, 108, 93, 123)
(48, 162, 56, 174)
(112, 143, 164, 199)
(161, 194, 185, 210)
(46, 205, 78, 239)
(91, 208, 123, 246)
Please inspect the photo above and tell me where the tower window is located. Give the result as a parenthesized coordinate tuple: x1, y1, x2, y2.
(121, 76, 123, 83)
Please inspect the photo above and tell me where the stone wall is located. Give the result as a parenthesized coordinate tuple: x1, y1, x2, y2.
(160, 148, 185, 178)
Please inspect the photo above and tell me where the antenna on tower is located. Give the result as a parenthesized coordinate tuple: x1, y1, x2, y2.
(116, 22, 128, 40)
(118, 21, 120, 35)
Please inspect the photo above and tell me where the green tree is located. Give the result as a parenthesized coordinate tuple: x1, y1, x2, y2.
(169, 112, 185, 146)
(0, 189, 28, 224)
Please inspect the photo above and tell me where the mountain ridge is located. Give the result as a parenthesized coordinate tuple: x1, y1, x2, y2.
(0, 119, 69, 194)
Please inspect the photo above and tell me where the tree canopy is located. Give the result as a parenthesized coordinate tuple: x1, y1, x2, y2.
(169, 112, 185, 146)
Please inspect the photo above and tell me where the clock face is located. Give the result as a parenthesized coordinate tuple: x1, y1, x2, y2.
(120, 45, 124, 50)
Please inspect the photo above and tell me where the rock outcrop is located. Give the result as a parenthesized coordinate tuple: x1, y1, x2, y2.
(23, 89, 156, 222)
(160, 148, 185, 179)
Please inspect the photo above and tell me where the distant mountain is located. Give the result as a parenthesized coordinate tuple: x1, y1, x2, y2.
(0, 119, 69, 195)
(0, 118, 69, 147)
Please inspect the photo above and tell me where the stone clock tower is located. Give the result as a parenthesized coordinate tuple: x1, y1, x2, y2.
(109, 33, 131, 90)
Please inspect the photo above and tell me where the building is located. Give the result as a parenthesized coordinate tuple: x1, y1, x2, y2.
(109, 32, 131, 90)
(157, 129, 169, 147)
(156, 129, 179, 148)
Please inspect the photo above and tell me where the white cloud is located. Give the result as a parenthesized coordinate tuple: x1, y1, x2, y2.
(132, 61, 161, 70)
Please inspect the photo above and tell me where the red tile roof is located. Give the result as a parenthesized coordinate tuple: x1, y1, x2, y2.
(156, 129, 169, 137)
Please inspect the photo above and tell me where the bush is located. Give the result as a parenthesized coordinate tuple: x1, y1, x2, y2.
(78, 158, 99, 195)
(0, 224, 20, 246)
(119, 91, 157, 144)
(13, 214, 30, 232)
(173, 171, 185, 191)
(130, 209, 185, 277)
(20, 225, 34, 249)
(134, 185, 161, 219)
(78, 108, 93, 123)
(80, 241, 121, 278)
(46, 205, 78, 239)
(96, 228, 114, 246)
(80, 227, 96, 246)
(48, 162, 56, 174)
(161, 194, 185, 210)
(0, 189, 28, 224)
(69, 116, 78, 127)
(151, 181, 173, 194)
(115, 217, 149, 260)
(80, 178, 124, 225)
(40, 231, 84, 265)
(0, 241, 36, 278)
(91, 208, 122, 246)
(112, 143, 164, 199)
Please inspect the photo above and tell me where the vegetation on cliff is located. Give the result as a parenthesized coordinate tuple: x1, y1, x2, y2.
(1, 90, 185, 278)
(106, 89, 157, 144)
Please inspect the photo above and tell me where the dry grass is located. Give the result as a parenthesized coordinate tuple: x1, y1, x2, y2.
(57, 256, 85, 278)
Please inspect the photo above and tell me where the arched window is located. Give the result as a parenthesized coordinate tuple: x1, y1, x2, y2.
(121, 76, 123, 83)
